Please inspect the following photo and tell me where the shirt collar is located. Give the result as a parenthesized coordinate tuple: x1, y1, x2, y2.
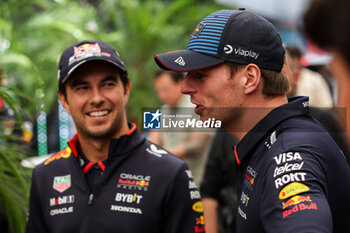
(234, 96, 310, 165)
(67, 122, 144, 173)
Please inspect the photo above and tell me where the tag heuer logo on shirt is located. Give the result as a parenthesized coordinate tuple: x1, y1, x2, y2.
(53, 175, 71, 193)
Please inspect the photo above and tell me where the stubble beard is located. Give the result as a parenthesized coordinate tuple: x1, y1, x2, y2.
(220, 107, 244, 132)
(77, 114, 125, 141)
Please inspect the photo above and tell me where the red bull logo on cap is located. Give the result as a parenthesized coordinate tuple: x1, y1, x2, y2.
(69, 43, 110, 65)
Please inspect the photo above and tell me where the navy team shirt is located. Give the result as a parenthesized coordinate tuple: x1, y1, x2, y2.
(234, 96, 350, 233)
(26, 124, 205, 233)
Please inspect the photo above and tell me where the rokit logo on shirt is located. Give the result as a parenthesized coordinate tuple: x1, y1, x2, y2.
(117, 173, 151, 191)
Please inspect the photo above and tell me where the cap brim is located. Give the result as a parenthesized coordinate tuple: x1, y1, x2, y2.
(61, 57, 127, 84)
(154, 50, 224, 72)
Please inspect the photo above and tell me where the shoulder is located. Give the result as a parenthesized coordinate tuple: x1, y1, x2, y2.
(142, 139, 188, 170)
(262, 116, 342, 167)
(278, 115, 334, 145)
(263, 118, 345, 176)
(34, 147, 73, 174)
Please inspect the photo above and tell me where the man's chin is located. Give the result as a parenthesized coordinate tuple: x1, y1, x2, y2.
(199, 115, 209, 122)
(83, 126, 113, 139)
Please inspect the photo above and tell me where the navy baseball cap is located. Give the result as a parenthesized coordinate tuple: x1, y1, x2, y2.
(154, 9, 284, 72)
(58, 40, 127, 85)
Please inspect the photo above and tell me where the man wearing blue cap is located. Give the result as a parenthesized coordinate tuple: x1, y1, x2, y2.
(155, 9, 350, 233)
(26, 40, 204, 233)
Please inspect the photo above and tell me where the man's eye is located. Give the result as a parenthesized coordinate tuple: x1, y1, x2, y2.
(196, 73, 206, 79)
(76, 86, 88, 91)
(104, 82, 116, 87)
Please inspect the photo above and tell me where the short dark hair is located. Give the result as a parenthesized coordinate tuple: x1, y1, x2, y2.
(226, 62, 290, 96)
(58, 61, 130, 97)
(303, 0, 350, 67)
(154, 70, 184, 83)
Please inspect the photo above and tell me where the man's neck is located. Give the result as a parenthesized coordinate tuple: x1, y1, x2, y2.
(77, 122, 130, 163)
(78, 137, 110, 163)
(228, 95, 288, 141)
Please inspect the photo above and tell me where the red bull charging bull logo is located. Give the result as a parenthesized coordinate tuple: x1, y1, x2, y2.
(45, 147, 72, 165)
(196, 216, 205, 225)
(282, 195, 312, 209)
(117, 173, 151, 191)
(282, 195, 318, 218)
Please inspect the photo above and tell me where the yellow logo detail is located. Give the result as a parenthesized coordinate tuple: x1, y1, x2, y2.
(279, 182, 309, 200)
(44, 147, 72, 165)
(196, 215, 205, 225)
(192, 201, 203, 213)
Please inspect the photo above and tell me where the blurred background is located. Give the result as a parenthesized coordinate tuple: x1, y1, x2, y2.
(0, 0, 324, 156)
(0, 0, 336, 232)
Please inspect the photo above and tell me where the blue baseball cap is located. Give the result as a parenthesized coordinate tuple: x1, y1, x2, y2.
(154, 9, 284, 72)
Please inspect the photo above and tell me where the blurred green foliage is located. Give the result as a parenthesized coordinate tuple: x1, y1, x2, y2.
(0, 0, 225, 124)
(0, 73, 34, 233)
(0, 0, 229, 232)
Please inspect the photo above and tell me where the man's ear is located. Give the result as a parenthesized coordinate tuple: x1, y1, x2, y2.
(243, 64, 261, 94)
(123, 81, 131, 106)
(58, 92, 71, 115)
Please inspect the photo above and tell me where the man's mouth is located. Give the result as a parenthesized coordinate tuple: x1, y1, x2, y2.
(194, 105, 204, 115)
(88, 110, 109, 117)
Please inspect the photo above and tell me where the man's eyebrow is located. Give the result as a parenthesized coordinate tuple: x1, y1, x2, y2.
(70, 79, 87, 88)
(69, 75, 118, 87)
(102, 75, 118, 82)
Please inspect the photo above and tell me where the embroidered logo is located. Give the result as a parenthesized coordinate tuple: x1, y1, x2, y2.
(45, 147, 71, 165)
(53, 174, 71, 193)
(146, 144, 168, 158)
(224, 45, 233, 54)
(191, 22, 206, 38)
(174, 57, 185, 66)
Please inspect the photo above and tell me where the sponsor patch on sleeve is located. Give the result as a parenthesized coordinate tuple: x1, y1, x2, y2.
(282, 195, 318, 218)
(45, 147, 72, 165)
(279, 182, 310, 200)
(192, 201, 203, 213)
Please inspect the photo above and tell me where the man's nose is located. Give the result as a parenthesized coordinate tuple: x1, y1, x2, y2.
(90, 88, 105, 106)
(180, 74, 196, 95)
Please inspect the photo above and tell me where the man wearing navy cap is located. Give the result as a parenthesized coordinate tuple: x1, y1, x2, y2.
(155, 9, 350, 233)
(26, 40, 204, 233)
